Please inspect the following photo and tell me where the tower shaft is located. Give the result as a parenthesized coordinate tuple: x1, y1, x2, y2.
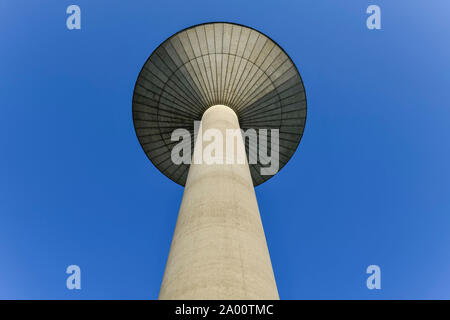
(159, 105, 279, 300)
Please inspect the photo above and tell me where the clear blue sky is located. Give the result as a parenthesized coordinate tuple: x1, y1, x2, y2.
(1, 0, 449, 299)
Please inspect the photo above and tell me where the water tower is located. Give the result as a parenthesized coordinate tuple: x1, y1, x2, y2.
(132, 22, 306, 299)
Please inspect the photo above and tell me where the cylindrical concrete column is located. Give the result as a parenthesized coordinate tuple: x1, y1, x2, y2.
(159, 105, 279, 300)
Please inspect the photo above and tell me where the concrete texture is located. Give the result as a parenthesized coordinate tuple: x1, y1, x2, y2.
(159, 105, 279, 300)
(133, 22, 307, 186)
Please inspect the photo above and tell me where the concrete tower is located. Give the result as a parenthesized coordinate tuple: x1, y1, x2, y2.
(132, 22, 306, 299)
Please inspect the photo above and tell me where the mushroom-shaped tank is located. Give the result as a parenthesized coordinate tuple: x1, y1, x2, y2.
(133, 22, 307, 186)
